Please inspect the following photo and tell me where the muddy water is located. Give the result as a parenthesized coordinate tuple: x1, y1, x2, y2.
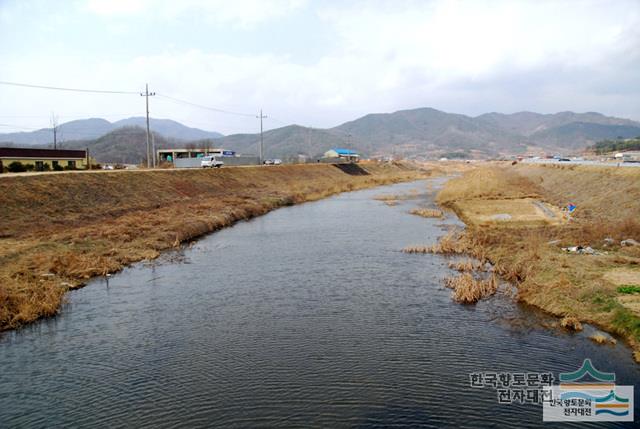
(1, 178, 638, 428)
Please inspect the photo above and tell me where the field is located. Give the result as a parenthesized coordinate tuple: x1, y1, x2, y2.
(436, 163, 640, 361)
(0, 162, 427, 331)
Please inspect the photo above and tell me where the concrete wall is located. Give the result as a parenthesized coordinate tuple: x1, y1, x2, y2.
(174, 158, 203, 168)
(223, 156, 260, 166)
(174, 156, 260, 168)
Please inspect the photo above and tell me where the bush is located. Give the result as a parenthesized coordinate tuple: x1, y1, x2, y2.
(53, 164, 64, 171)
(25, 164, 34, 171)
(7, 161, 26, 172)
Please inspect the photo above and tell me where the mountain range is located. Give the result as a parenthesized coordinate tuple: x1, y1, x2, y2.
(1, 108, 639, 163)
(0, 117, 223, 146)
(212, 108, 640, 160)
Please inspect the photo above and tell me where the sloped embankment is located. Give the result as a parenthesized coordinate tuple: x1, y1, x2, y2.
(436, 163, 640, 361)
(0, 162, 425, 330)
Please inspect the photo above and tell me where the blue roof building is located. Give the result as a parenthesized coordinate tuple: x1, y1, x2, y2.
(323, 148, 360, 160)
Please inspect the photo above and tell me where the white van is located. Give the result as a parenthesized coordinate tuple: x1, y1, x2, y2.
(201, 156, 224, 168)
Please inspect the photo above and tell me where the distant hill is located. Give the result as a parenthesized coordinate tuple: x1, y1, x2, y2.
(475, 111, 639, 136)
(3, 108, 639, 162)
(213, 108, 640, 160)
(209, 125, 350, 160)
(0, 117, 222, 146)
(528, 122, 640, 149)
(63, 126, 185, 164)
(590, 138, 640, 154)
(111, 117, 223, 141)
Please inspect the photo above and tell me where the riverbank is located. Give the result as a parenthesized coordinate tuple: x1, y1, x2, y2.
(435, 163, 640, 361)
(0, 162, 427, 331)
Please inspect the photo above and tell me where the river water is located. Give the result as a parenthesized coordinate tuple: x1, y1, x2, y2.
(1, 178, 638, 428)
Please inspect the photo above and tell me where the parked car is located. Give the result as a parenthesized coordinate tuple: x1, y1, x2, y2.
(201, 156, 224, 168)
(263, 159, 282, 165)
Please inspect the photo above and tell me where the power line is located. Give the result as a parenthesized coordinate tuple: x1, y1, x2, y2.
(265, 116, 288, 126)
(0, 113, 141, 119)
(0, 80, 138, 95)
(156, 93, 255, 117)
(0, 123, 42, 130)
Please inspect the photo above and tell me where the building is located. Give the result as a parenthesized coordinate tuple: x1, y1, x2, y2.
(157, 147, 260, 168)
(0, 147, 88, 172)
(614, 151, 640, 162)
(323, 148, 360, 163)
(157, 148, 235, 163)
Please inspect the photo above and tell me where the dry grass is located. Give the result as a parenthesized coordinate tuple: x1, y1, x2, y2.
(560, 316, 584, 331)
(448, 259, 486, 272)
(402, 246, 435, 254)
(402, 228, 468, 255)
(0, 161, 427, 330)
(444, 273, 498, 304)
(374, 194, 399, 201)
(433, 229, 469, 254)
(436, 163, 640, 359)
(452, 198, 565, 226)
(409, 208, 444, 218)
(374, 190, 423, 204)
(589, 333, 617, 345)
(437, 165, 542, 205)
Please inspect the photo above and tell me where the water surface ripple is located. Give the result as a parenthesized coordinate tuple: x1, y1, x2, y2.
(1, 178, 638, 428)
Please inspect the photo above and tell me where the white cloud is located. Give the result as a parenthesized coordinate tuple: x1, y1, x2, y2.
(318, 0, 638, 81)
(2, 0, 639, 134)
(83, 0, 307, 28)
(85, 0, 148, 16)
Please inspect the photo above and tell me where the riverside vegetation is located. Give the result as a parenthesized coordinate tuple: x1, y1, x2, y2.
(0, 162, 426, 331)
(428, 163, 640, 362)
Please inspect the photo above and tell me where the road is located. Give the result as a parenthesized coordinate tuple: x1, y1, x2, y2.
(0, 163, 286, 178)
(521, 158, 640, 168)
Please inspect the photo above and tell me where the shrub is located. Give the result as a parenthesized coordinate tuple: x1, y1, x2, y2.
(7, 161, 26, 172)
(618, 285, 640, 294)
(53, 163, 64, 171)
(560, 316, 583, 331)
(444, 273, 498, 303)
(410, 208, 444, 218)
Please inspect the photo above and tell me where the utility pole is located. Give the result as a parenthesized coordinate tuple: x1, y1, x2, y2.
(257, 109, 267, 164)
(140, 83, 156, 168)
(50, 113, 58, 150)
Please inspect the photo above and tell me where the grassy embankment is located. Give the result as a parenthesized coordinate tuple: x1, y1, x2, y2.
(0, 162, 426, 331)
(434, 163, 640, 361)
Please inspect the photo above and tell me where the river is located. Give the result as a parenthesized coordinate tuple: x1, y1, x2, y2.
(1, 178, 638, 428)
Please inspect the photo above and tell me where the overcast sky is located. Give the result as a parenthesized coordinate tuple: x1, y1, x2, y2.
(1, 0, 639, 135)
